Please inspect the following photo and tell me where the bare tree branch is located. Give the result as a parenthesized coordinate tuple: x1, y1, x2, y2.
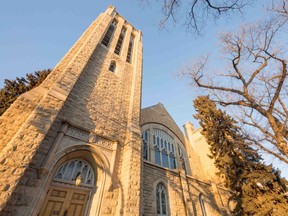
(182, 1, 288, 162)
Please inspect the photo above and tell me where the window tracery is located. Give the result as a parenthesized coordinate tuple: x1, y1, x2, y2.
(142, 127, 190, 172)
(153, 129, 176, 169)
(54, 159, 95, 186)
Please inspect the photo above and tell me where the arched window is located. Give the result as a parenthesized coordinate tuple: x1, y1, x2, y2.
(109, 60, 116, 72)
(153, 129, 176, 169)
(101, 20, 117, 47)
(54, 159, 95, 187)
(156, 183, 168, 215)
(199, 193, 207, 216)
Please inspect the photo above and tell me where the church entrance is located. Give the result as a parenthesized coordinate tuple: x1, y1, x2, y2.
(39, 186, 89, 216)
(39, 159, 95, 216)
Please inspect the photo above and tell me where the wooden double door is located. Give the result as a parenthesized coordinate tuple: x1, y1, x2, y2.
(39, 185, 90, 216)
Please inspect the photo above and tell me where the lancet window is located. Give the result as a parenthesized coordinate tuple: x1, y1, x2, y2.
(101, 20, 117, 47)
(54, 159, 95, 187)
(114, 27, 126, 55)
(156, 183, 169, 215)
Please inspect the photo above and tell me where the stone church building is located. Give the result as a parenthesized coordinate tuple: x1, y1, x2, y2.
(0, 6, 232, 216)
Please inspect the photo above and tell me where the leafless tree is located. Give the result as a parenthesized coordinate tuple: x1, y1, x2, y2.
(148, 0, 253, 35)
(182, 0, 288, 163)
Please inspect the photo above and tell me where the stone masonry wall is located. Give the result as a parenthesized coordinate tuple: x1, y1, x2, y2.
(142, 162, 186, 216)
(142, 162, 231, 216)
(187, 177, 231, 216)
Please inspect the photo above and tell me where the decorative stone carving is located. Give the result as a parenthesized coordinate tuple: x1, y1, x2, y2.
(66, 126, 89, 142)
(64, 125, 115, 150)
(93, 136, 114, 150)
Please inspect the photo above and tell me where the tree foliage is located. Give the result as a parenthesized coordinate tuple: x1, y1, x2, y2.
(194, 95, 288, 216)
(182, 0, 288, 163)
(0, 69, 51, 116)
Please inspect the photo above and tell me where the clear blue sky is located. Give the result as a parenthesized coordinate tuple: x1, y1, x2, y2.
(2, 1, 286, 177)
(0, 0, 263, 128)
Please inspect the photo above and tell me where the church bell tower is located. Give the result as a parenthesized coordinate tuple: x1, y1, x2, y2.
(0, 6, 143, 216)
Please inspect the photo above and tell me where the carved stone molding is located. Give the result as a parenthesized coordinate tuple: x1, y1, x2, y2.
(91, 135, 116, 150)
(66, 126, 89, 142)
(65, 125, 116, 150)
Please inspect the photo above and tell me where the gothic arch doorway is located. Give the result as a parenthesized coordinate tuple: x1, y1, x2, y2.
(39, 159, 95, 216)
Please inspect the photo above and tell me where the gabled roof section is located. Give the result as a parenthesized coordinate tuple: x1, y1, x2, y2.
(140, 103, 185, 144)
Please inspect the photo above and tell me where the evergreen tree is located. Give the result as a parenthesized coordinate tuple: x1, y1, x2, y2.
(194, 96, 288, 216)
(0, 69, 51, 116)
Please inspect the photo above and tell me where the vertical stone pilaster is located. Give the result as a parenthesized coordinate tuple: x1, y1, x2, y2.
(120, 131, 142, 215)
(179, 170, 192, 216)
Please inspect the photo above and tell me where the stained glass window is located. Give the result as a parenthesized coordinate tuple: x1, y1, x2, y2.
(54, 159, 95, 186)
(152, 129, 176, 169)
(142, 128, 189, 172)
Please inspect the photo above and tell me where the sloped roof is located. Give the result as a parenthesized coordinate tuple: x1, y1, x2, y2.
(140, 103, 185, 144)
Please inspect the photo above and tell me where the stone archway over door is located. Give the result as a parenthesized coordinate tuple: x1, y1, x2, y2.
(39, 159, 95, 216)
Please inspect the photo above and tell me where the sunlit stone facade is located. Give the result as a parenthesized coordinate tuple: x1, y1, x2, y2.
(0, 6, 231, 216)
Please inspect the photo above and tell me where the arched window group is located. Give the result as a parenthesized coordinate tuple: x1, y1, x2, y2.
(101, 20, 135, 64)
(153, 129, 176, 169)
(142, 128, 188, 172)
(156, 183, 168, 215)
